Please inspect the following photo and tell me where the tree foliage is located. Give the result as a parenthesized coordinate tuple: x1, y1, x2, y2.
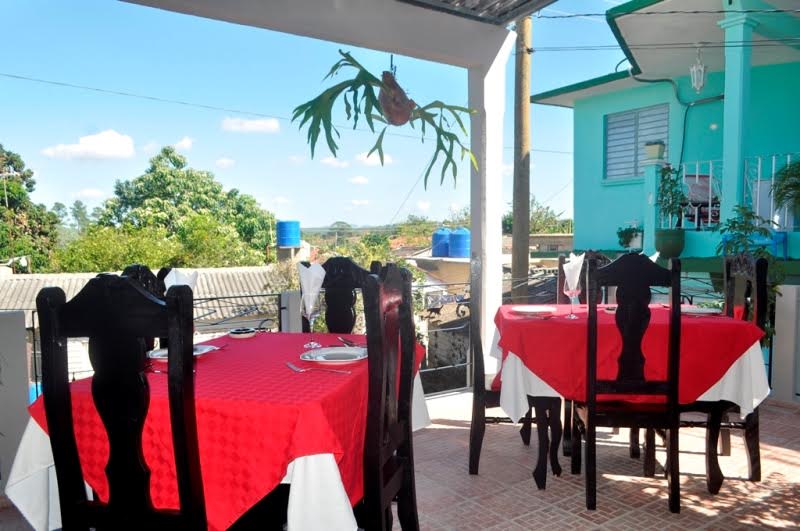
(0, 144, 59, 270)
(502, 197, 572, 235)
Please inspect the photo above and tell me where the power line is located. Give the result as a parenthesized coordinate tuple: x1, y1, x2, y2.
(535, 8, 800, 19)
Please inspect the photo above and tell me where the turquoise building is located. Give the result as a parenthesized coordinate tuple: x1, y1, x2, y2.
(532, 0, 800, 258)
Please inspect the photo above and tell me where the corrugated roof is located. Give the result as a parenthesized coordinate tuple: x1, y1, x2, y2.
(396, 0, 557, 25)
(0, 266, 288, 326)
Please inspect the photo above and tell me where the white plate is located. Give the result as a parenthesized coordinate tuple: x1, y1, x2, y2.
(510, 305, 557, 315)
(603, 305, 617, 313)
(229, 327, 257, 339)
(299, 347, 367, 364)
(147, 344, 218, 360)
(681, 306, 723, 315)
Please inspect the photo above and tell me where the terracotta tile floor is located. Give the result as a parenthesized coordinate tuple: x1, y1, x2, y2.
(2, 395, 798, 530)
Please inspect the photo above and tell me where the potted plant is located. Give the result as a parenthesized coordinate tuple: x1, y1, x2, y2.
(645, 140, 666, 160)
(655, 164, 687, 258)
(616, 225, 642, 249)
(771, 160, 800, 216)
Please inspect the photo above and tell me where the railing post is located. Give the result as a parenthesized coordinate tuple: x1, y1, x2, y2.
(642, 160, 666, 256)
(279, 290, 303, 332)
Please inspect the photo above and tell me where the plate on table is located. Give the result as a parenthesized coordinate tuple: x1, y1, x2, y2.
(603, 305, 617, 314)
(147, 344, 219, 360)
(681, 306, 723, 316)
(510, 305, 556, 316)
(229, 327, 257, 339)
(300, 347, 367, 364)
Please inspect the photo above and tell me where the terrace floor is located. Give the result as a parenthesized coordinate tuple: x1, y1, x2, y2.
(2, 393, 799, 530)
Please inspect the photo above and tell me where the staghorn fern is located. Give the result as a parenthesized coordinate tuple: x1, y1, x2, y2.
(292, 50, 476, 187)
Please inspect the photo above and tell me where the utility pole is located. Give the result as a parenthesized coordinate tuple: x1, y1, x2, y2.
(511, 16, 532, 304)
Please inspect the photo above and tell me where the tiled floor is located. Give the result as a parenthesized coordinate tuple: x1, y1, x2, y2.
(2, 394, 798, 530)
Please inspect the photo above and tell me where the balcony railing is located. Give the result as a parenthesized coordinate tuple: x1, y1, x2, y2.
(744, 153, 799, 231)
(667, 160, 723, 231)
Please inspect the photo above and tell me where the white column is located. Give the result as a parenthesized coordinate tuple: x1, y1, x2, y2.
(468, 32, 515, 370)
(772, 286, 799, 403)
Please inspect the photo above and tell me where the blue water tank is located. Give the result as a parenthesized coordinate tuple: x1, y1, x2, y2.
(431, 228, 451, 257)
(276, 220, 301, 248)
(449, 227, 471, 258)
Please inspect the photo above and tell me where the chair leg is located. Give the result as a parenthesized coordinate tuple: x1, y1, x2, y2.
(629, 427, 640, 458)
(469, 394, 486, 475)
(585, 420, 596, 510)
(520, 407, 532, 446)
(548, 399, 563, 479)
(719, 412, 732, 456)
(643, 428, 656, 477)
(532, 401, 550, 490)
(570, 416, 582, 475)
(562, 400, 572, 457)
(705, 407, 724, 494)
(397, 432, 420, 531)
(744, 408, 761, 482)
(667, 428, 680, 514)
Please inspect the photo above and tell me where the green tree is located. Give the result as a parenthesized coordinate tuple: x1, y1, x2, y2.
(97, 147, 275, 257)
(0, 144, 59, 270)
(176, 213, 263, 267)
(51, 202, 68, 224)
(502, 197, 573, 235)
(71, 200, 91, 232)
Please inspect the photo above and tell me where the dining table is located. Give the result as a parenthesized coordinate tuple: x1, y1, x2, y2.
(6, 332, 431, 531)
(490, 303, 770, 488)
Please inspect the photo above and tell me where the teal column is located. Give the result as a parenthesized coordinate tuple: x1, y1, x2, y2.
(642, 160, 665, 256)
(718, 14, 758, 221)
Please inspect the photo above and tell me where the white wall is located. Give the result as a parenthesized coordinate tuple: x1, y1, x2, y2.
(773, 285, 799, 403)
(0, 311, 28, 491)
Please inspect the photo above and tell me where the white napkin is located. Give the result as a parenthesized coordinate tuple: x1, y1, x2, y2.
(297, 263, 326, 315)
(649, 251, 660, 262)
(562, 252, 585, 292)
(164, 268, 198, 291)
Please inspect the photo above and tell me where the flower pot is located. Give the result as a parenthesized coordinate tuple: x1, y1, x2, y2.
(654, 228, 685, 259)
(645, 143, 665, 160)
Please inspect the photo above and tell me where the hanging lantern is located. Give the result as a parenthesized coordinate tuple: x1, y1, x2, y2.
(690, 47, 706, 94)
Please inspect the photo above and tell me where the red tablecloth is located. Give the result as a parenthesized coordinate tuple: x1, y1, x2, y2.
(29, 332, 425, 531)
(494, 305, 763, 404)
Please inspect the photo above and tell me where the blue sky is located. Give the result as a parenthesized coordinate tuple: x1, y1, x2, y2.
(0, 0, 627, 227)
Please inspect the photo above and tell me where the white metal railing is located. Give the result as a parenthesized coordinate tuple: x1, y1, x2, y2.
(744, 153, 799, 231)
(660, 160, 723, 230)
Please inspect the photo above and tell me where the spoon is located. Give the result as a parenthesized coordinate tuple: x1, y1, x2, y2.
(286, 361, 351, 375)
(338, 336, 366, 347)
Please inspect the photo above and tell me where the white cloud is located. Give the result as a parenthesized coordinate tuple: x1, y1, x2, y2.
(174, 136, 193, 151)
(350, 199, 369, 206)
(321, 156, 350, 168)
(72, 188, 106, 200)
(142, 141, 159, 155)
(221, 117, 280, 133)
(42, 130, 135, 160)
(356, 152, 393, 166)
(288, 155, 305, 164)
(272, 196, 291, 205)
(417, 200, 431, 212)
(348, 175, 369, 185)
(215, 157, 236, 169)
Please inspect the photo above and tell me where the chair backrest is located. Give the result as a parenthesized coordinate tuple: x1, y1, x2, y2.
(557, 251, 610, 304)
(36, 272, 206, 530)
(723, 254, 768, 331)
(362, 263, 418, 529)
(301, 257, 371, 333)
(586, 253, 681, 409)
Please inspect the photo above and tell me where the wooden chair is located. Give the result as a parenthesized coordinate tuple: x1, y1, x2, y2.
(359, 263, 419, 530)
(36, 272, 206, 530)
(301, 257, 372, 333)
(679, 255, 767, 493)
(571, 253, 682, 513)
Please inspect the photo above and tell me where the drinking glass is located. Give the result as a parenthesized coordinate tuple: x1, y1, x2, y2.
(302, 294, 322, 348)
(563, 284, 581, 320)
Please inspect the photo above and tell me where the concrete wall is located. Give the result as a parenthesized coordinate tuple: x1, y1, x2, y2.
(773, 286, 800, 403)
(572, 61, 800, 255)
(0, 311, 28, 491)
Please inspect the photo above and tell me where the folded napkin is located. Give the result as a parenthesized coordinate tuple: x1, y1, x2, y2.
(649, 251, 660, 262)
(164, 268, 198, 291)
(562, 252, 585, 292)
(297, 262, 326, 316)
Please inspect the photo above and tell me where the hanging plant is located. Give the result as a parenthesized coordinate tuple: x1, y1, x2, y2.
(292, 50, 476, 187)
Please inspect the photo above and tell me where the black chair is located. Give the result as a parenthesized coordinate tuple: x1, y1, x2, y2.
(301, 257, 372, 333)
(571, 253, 682, 513)
(36, 272, 206, 530)
(679, 254, 767, 493)
(358, 263, 419, 530)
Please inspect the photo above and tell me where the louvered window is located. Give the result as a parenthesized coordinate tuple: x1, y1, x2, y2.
(605, 104, 669, 180)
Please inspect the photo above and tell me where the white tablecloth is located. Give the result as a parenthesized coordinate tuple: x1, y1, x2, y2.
(491, 338, 770, 423)
(6, 376, 430, 531)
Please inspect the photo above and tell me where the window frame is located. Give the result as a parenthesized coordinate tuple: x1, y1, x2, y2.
(604, 103, 669, 181)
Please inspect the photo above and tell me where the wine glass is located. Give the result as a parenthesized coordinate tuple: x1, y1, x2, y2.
(302, 293, 322, 349)
(563, 283, 581, 320)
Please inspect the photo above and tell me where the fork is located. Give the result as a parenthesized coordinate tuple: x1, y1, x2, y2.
(286, 361, 351, 375)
